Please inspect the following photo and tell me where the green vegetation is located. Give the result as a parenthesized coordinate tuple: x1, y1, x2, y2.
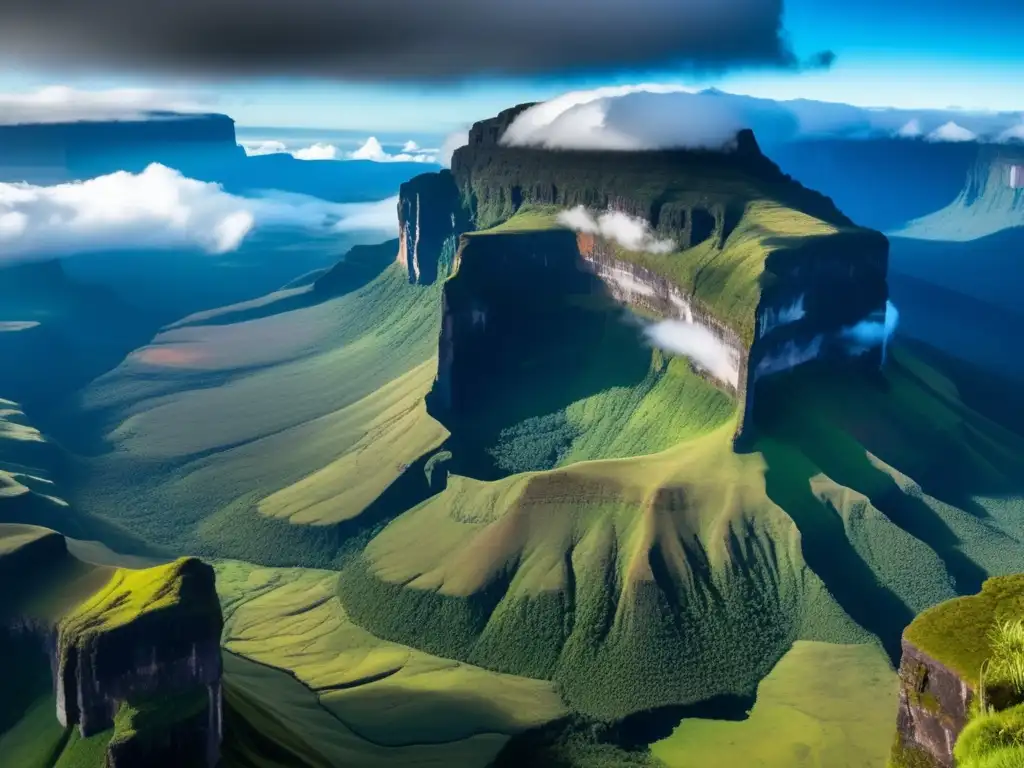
(338, 418, 866, 719)
(71, 257, 447, 567)
(651, 641, 897, 768)
(59, 557, 217, 647)
(949, 617, 1024, 768)
(905, 576, 1024, 687)
(0, 631, 67, 768)
(52, 728, 113, 768)
(955, 703, 1024, 768)
(108, 689, 209, 753)
(217, 560, 567, 767)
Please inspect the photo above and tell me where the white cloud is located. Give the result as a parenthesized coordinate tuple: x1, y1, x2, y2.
(332, 195, 399, 233)
(896, 119, 924, 138)
(0, 163, 397, 263)
(402, 140, 420, 152)
(643, 320, 740, 388)
(439, 129, 470, 167)
(241, 140, 288, 156)
(349, 137, 388, 161)
(294, 142, 342, 160)
(243, 136, 437, 163)
(556, 206, 676, 254)
(348, 137, 437, 163)
(926, 121, 978, 143)
(0, 85, 206, 125)
(999, 122, 1024, 143)
(499, 84, 1024, 152)
(842, 301, 900, 354)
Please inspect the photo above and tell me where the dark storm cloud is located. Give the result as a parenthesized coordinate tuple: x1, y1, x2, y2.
(0, 0, 828, 79)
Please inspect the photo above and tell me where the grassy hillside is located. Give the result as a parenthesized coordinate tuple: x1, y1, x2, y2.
(67, 241, 450, 566)
(651, 641, 898, 768)
(339, 342, 1024, 720)
(217, 560, 567, 768)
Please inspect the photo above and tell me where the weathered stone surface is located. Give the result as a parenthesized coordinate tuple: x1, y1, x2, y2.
(892, 638, 973, 768)
(396, 170, 471, 285)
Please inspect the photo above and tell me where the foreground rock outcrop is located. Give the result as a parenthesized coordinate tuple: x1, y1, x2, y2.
(0, 524, 224, 768)
(891, 575, 1024, 767)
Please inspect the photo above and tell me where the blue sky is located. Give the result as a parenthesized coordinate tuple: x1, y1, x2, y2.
(1, 0, 1021, 133)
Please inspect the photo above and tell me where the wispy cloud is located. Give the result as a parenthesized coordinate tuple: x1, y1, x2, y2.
(439, 129, 470, 167)
(643, 320, 740, 388)
(0, 163, 397, 263)
(557, 206, 676, 253)
(0, 85, 207, 125)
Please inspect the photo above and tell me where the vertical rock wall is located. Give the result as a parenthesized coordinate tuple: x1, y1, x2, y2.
(892, 640, 972, 767)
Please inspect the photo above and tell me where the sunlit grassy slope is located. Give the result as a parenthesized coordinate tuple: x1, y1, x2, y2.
(339, 343, 1024, 720)
(68, 242, 449, 565)
(651, 641, 898, 768)
(217, 560, 567, 768)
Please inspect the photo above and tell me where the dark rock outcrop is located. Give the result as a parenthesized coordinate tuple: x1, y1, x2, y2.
(893, 639, 972, 767)
(890, 575, 1024, 767)
(0, 527, 224, 768)
(396, 171, 471, 285)
(56, 559, 223, 745)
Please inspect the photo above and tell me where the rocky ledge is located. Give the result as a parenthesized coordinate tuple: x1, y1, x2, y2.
(891, 575, 1024, 767)
(0, 525, 224, 768)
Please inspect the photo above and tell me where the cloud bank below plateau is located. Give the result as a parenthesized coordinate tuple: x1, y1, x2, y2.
(498, 85, 1024, 152)
(242, 137, 440, 164)
(0, 164, 397, 263)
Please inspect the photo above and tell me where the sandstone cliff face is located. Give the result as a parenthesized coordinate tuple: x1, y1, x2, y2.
(892, 639, 973, 767)
(414, 108, 888, 442)
(396, 170, 471, 285)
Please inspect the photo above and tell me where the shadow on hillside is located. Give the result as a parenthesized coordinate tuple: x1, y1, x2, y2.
(754, 354, 1024, 657)
(888, 229, 1024, 318)
(758, 440, 914, 664)
(427, 236, 653, 480)
(492, 694, 754, 767)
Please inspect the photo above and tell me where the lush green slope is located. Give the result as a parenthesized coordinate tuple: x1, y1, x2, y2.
(217, 560, 567, 767)
(339, 342, 1024, 721)
(0, 525, 222, 768)
(67, 241, 450, 566)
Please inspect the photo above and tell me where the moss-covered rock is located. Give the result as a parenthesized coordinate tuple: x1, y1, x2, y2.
(56, 557, 223, 740)
(891, 576, 1024, 767)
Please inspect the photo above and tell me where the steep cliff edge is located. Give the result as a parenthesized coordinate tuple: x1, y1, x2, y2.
(891, 575, 1024, 767)
(404, 106, 888, 443)
(0, 524, 224, 767)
